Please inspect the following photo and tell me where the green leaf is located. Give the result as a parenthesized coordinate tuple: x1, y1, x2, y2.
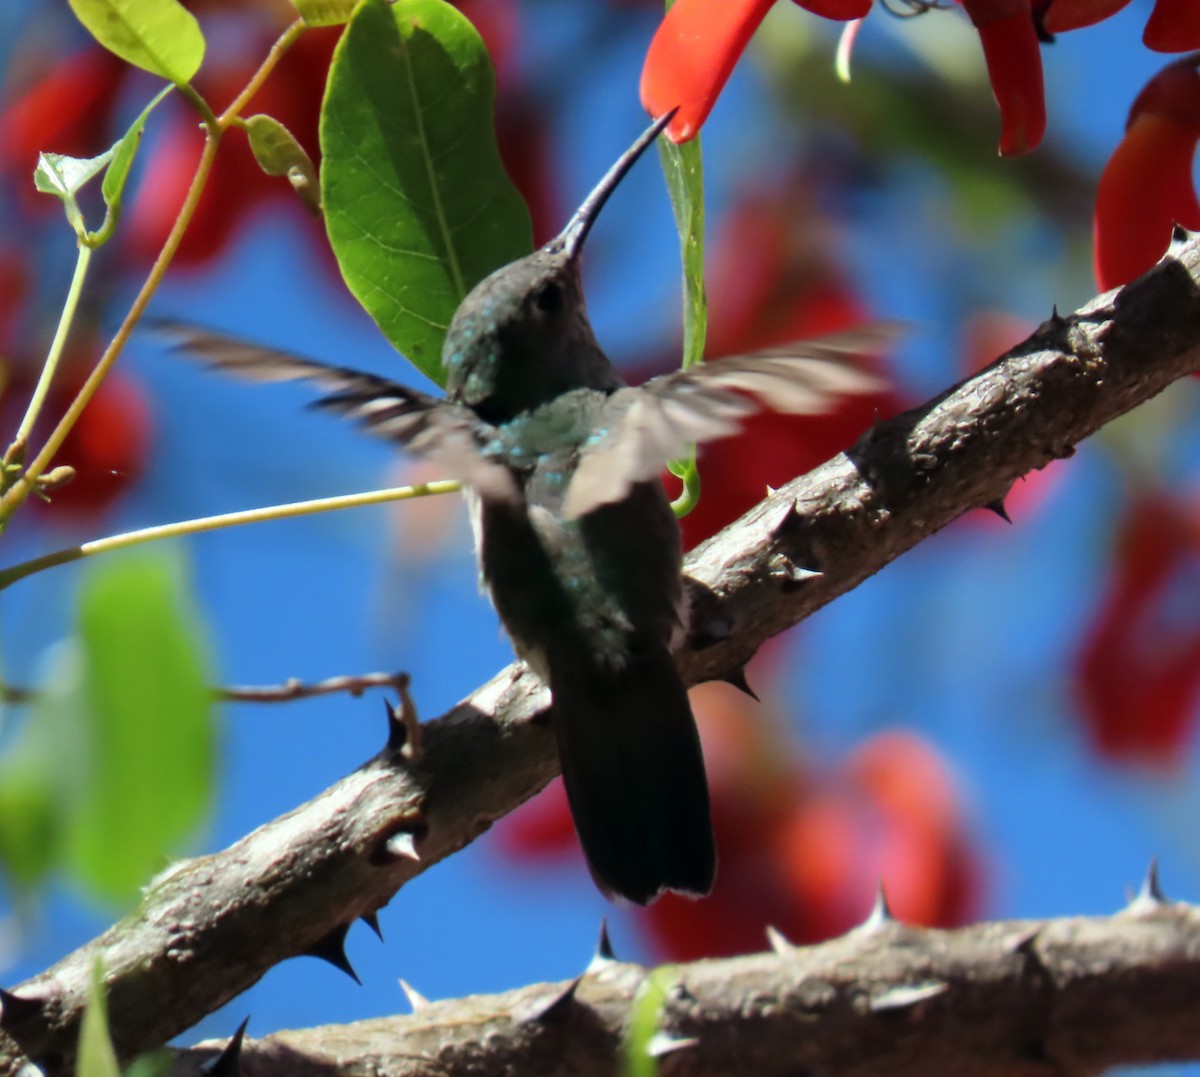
(122, 1054, 173, 1077)
(77, 959, 120, 1077)
(245, 114, 321, 216)
(658, 133, 707, 516)
(0, 644, 87, 891)
(292, 0, 357, 26)
(102, 86, 173, 215)
(658, 136, 707, 372)
(321, 0, 532, 384)
(0, 767, 59, 889)
(66, 553, 216, 900)
(34, 150, 114, 235)
(34, 151, 114, 201)
(67, 0, 204, 86)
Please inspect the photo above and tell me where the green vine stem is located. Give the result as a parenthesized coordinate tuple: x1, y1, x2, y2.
(10, 242, 94, 455)
(0, 479, 462, 592)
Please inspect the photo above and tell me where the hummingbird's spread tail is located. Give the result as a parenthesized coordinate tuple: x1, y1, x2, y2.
(548, 643, 716, 905)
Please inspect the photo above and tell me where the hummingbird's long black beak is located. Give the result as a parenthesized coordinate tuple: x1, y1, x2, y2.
(554, 109, 678, 260)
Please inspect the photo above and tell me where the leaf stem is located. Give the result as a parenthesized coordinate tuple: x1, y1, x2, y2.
(219, 19, 306, 128)
(11, 242, 94, 451)
(0, 480, 462, 592)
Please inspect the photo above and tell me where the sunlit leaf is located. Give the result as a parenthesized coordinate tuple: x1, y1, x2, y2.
(34, 151, 113, 201)
(66, 553, 216, 900)
(68, 0, 205, 86)
(245, 114, 321, 216)
(321, 0, 532, 384)
(102, 86, 173, 214)
(293, 0, 356, 26)
(658, 132, 707, 516)
(34, 150, 113, 234)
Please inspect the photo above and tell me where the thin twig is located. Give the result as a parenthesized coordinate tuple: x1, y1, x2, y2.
(218, 671, 410, 704)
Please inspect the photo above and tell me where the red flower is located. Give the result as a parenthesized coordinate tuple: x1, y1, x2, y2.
(1093, 56, 1200, 291)
(1041, 0, 1132, 33)
(640, 0, 870, 144)
(1145, 0, 1200, 53)
(958, 0, 1046, 155)
(1074, 493, 1200, 765)
(642, 0, 1046, 154)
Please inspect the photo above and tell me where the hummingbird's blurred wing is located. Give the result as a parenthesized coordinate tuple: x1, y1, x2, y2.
(562, 325, 895, 519)
(161, 323, 517, 501)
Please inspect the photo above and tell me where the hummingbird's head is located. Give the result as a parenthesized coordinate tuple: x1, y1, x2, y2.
(442, 244, 610, 420)
(442, 111, 674, 422)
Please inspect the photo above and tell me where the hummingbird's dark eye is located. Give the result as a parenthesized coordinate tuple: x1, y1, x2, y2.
(535, 282, 564, 313)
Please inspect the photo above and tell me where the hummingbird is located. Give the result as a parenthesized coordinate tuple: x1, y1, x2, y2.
(166, 112, 887, 904)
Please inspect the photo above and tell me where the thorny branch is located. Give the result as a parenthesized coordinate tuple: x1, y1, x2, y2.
(3, 235, 1200, 1075)
(167, 883, 1200, 1077)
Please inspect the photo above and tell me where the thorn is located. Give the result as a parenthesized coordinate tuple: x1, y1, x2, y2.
(765, 925, 796, 956)
(1126, 856, 1170, 913)
(1009, 926, 1042, 959)
(384, 698, 407, 753)
(868, 982, 947, 1014)
(587, 919, 617, 972)
(646, 1031, 700, 1058)
(1171, 222, 1194, 246)
(768, 552, 822, 591)
(769, 500, 802, 538)
(720, 666, 759, 702)
(399, 978, 431, 1012)
(0, 987, 45, 1027)
(513, 976, 580, 1025)
(301, 923, 361, 985)
(854, 881, 897, 934)
(361, 911, 384, 941)
(983, 498, 1012, 523)
(386, 829, 422, 862)
(765, 484, 777, 497)
(201, 1016, 249, 1076)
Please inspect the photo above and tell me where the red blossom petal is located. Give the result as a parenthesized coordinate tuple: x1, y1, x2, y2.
(960, 0, 1047, 155)
(1093, 60, 1200, 291)
(1145, 0, 1200, 52)
(1074, 496, 1200, 765)
(640, 0, 776, 143)
(789, 0, 871, 22)
(1041, 0, 1131, 33)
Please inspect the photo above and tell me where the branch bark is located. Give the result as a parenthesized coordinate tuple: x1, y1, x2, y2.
(4, 236, 1200, 1075)
(165, 894, 1200, 1077)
